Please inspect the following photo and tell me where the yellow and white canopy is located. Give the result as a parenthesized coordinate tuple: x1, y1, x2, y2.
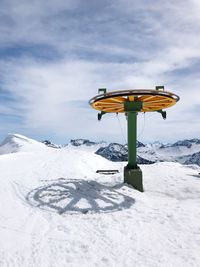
(89, 89, 179, 113)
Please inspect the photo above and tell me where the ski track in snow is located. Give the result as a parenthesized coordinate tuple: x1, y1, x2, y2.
(0, 147, 200, 267)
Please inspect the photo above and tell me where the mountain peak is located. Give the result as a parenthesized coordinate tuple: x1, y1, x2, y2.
(172, 139, 200, 148)
(95, 143, 154, 164)
(42, 140, 61, 149)
(70, 139, 97, 146)
(0, 133, 46, 154)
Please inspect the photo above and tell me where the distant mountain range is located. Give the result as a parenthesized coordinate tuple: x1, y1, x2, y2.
(0, 134, 199, 166)
(65, 138, 200, 166)
(95, 143, 154, 164)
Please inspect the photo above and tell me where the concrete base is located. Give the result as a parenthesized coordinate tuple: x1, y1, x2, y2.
(124, 165, 144, 192)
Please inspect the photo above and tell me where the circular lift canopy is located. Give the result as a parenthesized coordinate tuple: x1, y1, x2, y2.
(89, 89, 179, 113)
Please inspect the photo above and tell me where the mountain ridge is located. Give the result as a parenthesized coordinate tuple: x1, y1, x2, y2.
(0, 134, 199, 166)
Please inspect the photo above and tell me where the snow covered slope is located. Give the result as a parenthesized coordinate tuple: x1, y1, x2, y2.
(0, 134, 47, 154)
(0, 134, 200, 267)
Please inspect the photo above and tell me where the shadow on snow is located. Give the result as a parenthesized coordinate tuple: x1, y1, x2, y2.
(26, 178, 135, 215)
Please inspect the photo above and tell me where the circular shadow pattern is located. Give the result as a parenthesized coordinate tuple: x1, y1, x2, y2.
(26, 179, 135, 214)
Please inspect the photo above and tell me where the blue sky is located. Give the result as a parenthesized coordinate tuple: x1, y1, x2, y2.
(0, 0, 199, 144)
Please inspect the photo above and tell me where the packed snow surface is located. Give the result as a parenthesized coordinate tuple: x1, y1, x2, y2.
(0, 134, 200, 267)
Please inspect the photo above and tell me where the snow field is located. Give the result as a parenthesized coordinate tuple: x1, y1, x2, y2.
(0, 143, 199, 266)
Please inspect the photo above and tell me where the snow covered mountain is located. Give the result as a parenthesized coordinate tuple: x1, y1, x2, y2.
(0, 133, 199, 266)
(184, 151, 200, 166)
(137, 139, 200, 166)
(68, 138, 200, 166)
(1, 134, 199, 166)
(0, 133, 47, 154)
(95, 143, 154, 164)
(94, 139, 200, 166)
(42, 140, 61, 149)
(70, 139, 97, 146)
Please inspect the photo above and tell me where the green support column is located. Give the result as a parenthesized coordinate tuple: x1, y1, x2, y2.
(124, 110, 144, 192)
(127, 111, 137, 168)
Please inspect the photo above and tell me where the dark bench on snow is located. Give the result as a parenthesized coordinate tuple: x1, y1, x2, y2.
(96, 170, 119, 175)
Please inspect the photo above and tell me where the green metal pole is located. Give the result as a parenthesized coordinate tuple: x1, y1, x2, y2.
(124, 110, 143, 192)
(127, 111, 137, 168)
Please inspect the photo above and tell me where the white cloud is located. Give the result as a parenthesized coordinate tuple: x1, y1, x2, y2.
(0, 0, 200, 142)
(1, 55, 199, 143)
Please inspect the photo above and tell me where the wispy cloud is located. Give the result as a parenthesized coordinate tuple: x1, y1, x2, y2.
(0, 0, 199, 143)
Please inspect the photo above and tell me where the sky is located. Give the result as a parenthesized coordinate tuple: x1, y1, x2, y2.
(0, 0, 199, 145)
